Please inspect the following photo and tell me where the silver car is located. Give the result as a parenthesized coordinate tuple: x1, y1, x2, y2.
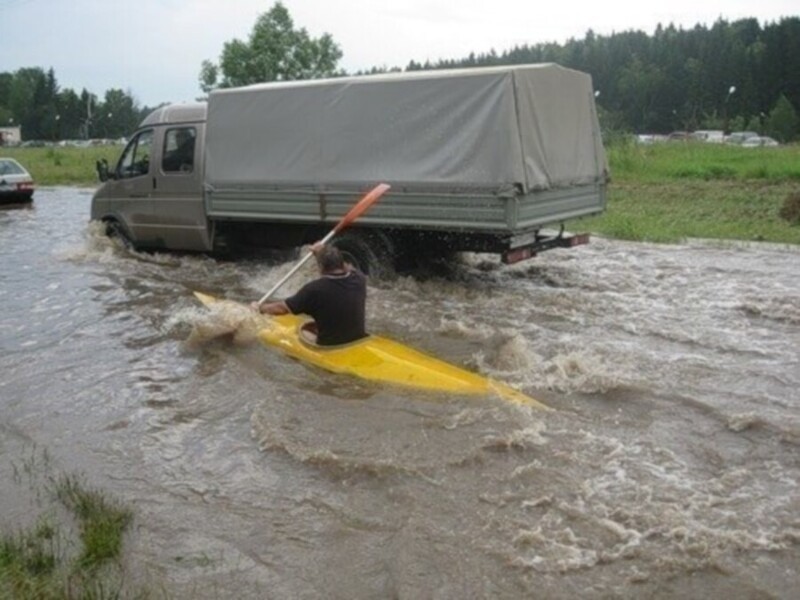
(741, 136, 779, 148)
(0, 157, 35, 204)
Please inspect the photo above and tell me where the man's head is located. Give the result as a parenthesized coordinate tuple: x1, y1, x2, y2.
(176, 129, 194, 147)
(315, 245, 346, 274)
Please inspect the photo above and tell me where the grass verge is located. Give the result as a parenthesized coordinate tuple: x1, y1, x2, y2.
(55, 475, 133, 569)
(578, 141, 800, 245)
(3, 141, 800, 246)
(581, 180, 800, 245)
(606, 139, 800, 183)
(1, 146, 121, 186)
(1, 469, 143, 599)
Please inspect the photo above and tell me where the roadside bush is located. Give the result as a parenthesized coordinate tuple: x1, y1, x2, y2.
(779, 193, 800, 225)
(765, 95, 799, 143)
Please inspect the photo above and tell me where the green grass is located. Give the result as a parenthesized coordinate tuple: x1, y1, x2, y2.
(1, 468, 142, 599)
(55, 475, 133, 568)
(581, 140, 800, 245)
(606, 139, 800, 183)
(582, 180, 800, 244)
(1, 145, 121, 186)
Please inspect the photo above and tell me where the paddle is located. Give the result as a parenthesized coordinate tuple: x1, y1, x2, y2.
(256, 182, 391, 306)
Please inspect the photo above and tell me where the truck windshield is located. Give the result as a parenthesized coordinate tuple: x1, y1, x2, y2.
(118, 129, 154, 178)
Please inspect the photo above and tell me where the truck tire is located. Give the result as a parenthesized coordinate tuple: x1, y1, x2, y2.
(332, 231, 394, 278)
(105, 220, 134, 250)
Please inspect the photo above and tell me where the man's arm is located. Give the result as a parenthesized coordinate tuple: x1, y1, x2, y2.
(251, 300, 290, 315)
(251, 242, 322, 315)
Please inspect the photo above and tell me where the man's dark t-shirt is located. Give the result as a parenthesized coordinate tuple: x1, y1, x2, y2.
(284, 270, 367, 346)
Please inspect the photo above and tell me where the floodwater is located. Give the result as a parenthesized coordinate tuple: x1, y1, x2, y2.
(1, 188, 799, 598)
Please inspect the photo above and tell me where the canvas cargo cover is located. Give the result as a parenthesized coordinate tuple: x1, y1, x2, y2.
(205, 64, 607, 194)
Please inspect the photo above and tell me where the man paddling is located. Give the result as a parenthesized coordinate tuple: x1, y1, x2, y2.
(252, 242, 367, 346)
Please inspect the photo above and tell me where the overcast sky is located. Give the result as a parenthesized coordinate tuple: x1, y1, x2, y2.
(1, 0, 797, 107)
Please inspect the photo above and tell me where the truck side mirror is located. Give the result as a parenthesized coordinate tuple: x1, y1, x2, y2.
(96, 158, 110, 182)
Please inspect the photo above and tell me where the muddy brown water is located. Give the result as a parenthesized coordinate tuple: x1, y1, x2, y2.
(1, 189, 798, 598)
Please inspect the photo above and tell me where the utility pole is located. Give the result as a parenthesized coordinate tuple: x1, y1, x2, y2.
(83, 96, 93, 140)
(722, 85, 736, 134)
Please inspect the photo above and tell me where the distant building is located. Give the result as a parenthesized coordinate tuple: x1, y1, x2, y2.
(0, 126, 22, 146)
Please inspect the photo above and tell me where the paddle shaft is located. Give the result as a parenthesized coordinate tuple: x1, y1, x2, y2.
(257, 228, 336, 305)
(256, 183, 390, 305)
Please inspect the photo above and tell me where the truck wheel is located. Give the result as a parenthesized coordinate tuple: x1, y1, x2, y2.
(333, 231, 393, 278)
(106, 220, 134, 250)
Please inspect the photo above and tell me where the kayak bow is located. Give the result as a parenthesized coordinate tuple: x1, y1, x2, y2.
(194, 292, 548, 409)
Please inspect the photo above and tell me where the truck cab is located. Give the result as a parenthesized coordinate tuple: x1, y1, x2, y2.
(91, 103, 213, 251)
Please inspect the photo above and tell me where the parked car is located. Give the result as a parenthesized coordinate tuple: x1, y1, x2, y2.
(668, 131, 691, 141)
(725, 131, 759, 145)
(0, 157, 35, 204)
(691, 130, 725, 143)
(636, 133, 671, 143)
(741, 136, 779, 148)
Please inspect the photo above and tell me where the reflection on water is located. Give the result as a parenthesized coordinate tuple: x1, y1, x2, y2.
(1, 189, 798, 598)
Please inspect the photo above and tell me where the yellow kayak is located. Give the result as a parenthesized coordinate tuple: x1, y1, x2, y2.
(194, 292, 548, 409)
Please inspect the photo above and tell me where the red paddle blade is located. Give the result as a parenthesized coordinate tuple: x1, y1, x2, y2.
(333, 183, 391, 233)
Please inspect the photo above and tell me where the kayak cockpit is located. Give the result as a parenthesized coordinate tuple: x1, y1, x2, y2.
(296, 320, 372, 350)
(299, 321, 319, 345)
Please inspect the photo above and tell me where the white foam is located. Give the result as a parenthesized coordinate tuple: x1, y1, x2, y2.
(165, 301, 267, 347)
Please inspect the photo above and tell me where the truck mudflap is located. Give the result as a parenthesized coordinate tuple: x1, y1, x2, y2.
(501, 229, 590, 264)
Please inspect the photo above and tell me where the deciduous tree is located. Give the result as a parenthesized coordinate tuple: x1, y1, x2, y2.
(199, 2, 342, 93)
(765, 94, 799, 142)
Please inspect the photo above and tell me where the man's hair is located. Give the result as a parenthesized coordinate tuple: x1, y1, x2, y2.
(316, 245, 345, 273)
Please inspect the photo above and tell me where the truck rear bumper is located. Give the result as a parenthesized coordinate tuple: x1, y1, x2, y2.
(502, 231, 590, 264)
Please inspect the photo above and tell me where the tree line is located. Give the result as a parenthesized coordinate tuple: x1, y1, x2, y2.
(410, 17, 800, 141)
(2, 3, 798, 143)
(0, 67, 149, 142)
(199, 5, 799, 141)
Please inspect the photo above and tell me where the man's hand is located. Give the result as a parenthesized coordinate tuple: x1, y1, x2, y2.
(310, 241, 325, 255)
(253, 300, 290, 316)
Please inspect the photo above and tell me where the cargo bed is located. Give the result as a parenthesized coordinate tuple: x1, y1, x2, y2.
(204, 63, 608, 237)
(205, 182, 606, 232)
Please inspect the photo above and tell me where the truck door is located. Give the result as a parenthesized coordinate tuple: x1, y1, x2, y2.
(151, 125, 212, 251)
(104, 129, 156, 245)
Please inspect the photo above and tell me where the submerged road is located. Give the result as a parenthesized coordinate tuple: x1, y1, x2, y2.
(1, 189, 798, 598)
